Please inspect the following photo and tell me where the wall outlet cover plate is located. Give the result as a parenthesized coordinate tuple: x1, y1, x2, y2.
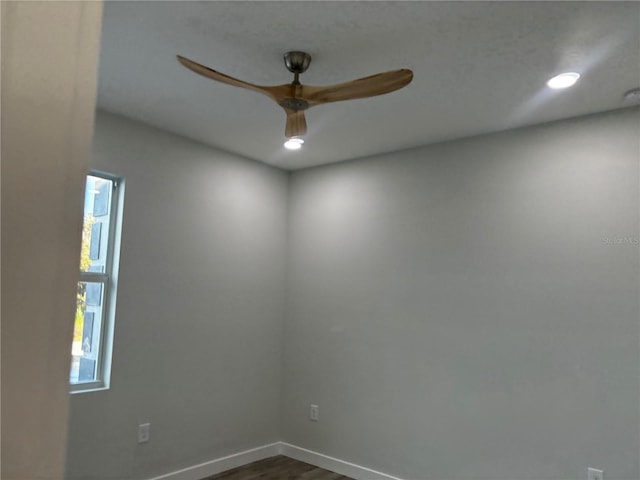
(587, 468, 603, 480)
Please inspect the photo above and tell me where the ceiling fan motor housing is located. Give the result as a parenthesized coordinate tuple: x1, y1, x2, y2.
(280, 97, 309, 111)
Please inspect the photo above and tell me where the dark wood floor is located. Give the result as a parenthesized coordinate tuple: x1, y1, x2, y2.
(202, 455, 354, 480)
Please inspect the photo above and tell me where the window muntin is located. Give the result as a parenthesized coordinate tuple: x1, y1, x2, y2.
(70, 173, 121, 391)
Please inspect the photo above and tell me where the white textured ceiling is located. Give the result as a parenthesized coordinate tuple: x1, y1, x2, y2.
(98, 1, 640, 170)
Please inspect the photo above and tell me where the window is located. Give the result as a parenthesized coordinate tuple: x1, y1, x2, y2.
(70, 172, 123, 392)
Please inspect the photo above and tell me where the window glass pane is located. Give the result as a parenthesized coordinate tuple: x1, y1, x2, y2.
(89, 223, 102, 259)
(70, 281, 104, 384)
(71, 172, 121, 391)
(80, 175, 112, 272)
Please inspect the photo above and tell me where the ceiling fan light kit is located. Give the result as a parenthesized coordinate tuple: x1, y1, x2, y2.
(284, 138, 304, 150)
(177, 51, 413, 150)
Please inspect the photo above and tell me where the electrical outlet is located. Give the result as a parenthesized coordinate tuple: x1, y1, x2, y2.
(588, 468, 603, 480)
(138, 423, 150, 443)
(309, 404, 319, 422)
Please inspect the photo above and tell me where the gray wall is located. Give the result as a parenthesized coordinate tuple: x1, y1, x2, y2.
(66, 111, 289, 479)
(1, 3, 103, 479)
(66, 108, 638, 480)
(283, 108, 640, 479)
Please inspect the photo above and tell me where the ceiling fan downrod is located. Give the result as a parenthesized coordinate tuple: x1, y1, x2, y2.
(279, 51, 313, 111)
(284, 51, 311, 85)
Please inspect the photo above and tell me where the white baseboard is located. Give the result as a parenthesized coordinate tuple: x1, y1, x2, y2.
(279, 442, 404, 480)
(148, 441, 403, 480)
(149, 442, 280, 480)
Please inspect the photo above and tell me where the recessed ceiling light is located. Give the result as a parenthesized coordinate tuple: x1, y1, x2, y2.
(547, 72, 580, 89)
(284, 138, 304, 150)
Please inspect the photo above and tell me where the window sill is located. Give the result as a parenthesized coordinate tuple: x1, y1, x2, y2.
(70, 383, 109, 395)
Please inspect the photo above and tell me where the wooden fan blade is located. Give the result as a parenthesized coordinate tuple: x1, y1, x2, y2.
(303, 69, 413, 106)
(177, 55, 278, 102)
(284, 109, 307, 138)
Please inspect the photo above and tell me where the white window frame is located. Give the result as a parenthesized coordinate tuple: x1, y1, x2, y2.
(71, 171, 124, 393)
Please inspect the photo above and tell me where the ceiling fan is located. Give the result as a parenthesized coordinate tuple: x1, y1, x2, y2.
(176, 51, 413, 147)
